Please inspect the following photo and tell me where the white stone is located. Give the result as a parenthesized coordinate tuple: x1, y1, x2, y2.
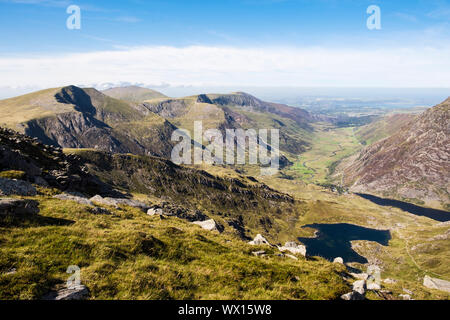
(147, 207, 164, 216)
(350, 272, 369, 280)
(423, 275, 450, 293)
(353, 280, 366, 295)
(193, 219, 221, 232)
(367, 282, 381, 290)
(248, 234, 271, 246)
(333, 257, 344, 264)
(278, 242, 306, 256)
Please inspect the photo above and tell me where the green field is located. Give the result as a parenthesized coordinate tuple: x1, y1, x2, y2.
(285, 123, 362, 184)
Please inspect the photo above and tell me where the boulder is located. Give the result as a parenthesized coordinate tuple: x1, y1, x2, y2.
(333, 257, 344, 264)
(399, 294, 412, 300)
(0, 178, 36, 196)
(53, 194, 93, 206)
(42, 285, 89, 300)
(248, 234, 271, 246)
(423, 275, 450, 293)
(278, 242, 306, 256)
(90, 195, 150, 212)
(341, 291, 365, 300)
(285, 254, 298, 260)
(352, 280, 366, 295)
(147, 207, 164, 216)
(0, 198, 39, 216)
(192, 219, 222, 232)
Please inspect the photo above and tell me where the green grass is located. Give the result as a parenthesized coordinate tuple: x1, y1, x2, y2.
(0, 170, 26, 180)
(0, 195, 350, 300)
(284, 123, 362, 184)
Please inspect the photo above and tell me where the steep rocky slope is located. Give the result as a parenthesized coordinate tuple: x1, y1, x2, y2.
(142, 91, 314, 156)
(338, 98, 450, 209)
(0, 86, 178, 158)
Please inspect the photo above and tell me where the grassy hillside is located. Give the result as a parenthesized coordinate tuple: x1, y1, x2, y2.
(0, 194, 349, 300)
(355, 113, 416, 146)
(102, 86, 167, 103)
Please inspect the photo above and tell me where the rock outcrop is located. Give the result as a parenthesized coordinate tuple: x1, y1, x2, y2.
(90, 195, 150, 211)
(278, 242, 306, 256)
(0, 198, 39, 215)
(0, 178, 36, 196)
(53, 193, 93, 206)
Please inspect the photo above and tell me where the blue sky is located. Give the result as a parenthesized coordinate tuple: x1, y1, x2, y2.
(1, 0, 449, 52)
(0, 0, 449, 92)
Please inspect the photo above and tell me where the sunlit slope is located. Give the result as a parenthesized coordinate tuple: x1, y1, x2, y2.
(102, 86, 167, 103)
(0, 86, 179, 158)
(337, 98, 450, 210)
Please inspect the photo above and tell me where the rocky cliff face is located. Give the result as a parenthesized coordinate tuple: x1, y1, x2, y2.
(210, 92, 313, 128)
(0, 86, 178, 158)
(339, 98, 450, 208)
(0, 127, 116, 196)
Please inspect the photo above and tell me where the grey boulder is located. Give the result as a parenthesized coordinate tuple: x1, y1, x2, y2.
(0, 198, 39, 216)
(0, 178, 36, 196)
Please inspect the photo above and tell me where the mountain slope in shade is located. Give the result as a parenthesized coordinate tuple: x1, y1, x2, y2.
(0, 86, 178, 158)
(102, 85, 167, 103)
(338, 98, 450, 209)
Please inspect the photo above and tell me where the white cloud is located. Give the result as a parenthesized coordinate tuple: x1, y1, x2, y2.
(0, 45, 449, 89)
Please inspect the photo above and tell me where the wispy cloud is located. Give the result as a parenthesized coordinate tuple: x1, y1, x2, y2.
(115, 16, 141, 23)
(393, 12, 418, 23)
(0, 45, 449, 88)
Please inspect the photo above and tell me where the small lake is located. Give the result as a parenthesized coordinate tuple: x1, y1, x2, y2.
(298, 223, 391, 264)
(356, 193, 450, 222)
